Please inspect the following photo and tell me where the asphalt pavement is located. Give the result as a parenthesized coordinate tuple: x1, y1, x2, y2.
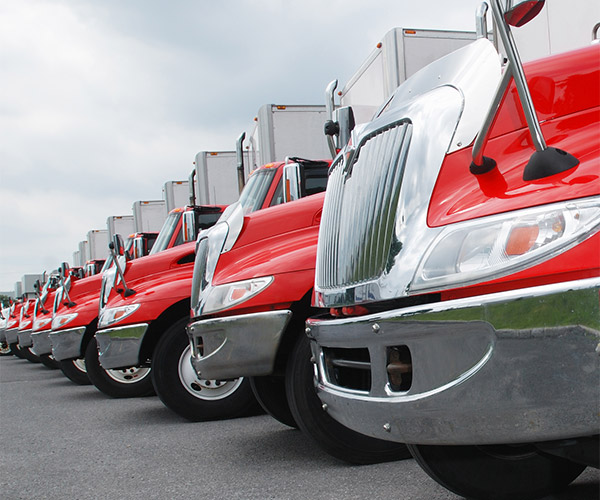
(1, 354, 598, 500)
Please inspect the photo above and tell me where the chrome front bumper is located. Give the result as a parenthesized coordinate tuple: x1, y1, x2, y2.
(307, 277, 600, 446)
(17, 329, 33, 347)
(4, 328, 19, 344)
(31, 330, 52, 355)
(95, 323, 148, 369)
(49, 326, 86, 361)
(187, 310, 292, 379)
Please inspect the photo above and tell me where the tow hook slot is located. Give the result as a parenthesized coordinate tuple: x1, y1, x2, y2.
(387, 346, 412, 392)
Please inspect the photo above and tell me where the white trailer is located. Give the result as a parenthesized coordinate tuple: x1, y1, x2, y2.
(339, 28, 478, 125)
(107, 215, 135, 242)
(245, 105, 331, 170)
(78, 241, 89, 264)
(132, 200, 167, 233)
(193, 151, 249, 206)
(21, 274, 43, 296)
(162, 180, 189, 212)
(72, 250, 82, 268)
(86, 230, 109, 261)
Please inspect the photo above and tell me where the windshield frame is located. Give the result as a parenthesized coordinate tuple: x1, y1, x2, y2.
(150, 211, 182, 255)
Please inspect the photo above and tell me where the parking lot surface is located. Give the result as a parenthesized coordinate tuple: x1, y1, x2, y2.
(1, 355, 598, 500)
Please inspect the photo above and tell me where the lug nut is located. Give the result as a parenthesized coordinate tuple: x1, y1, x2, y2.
(372, 323, 380, 334)
(322, 403, 328, 412)
(383, 423, 391, 432)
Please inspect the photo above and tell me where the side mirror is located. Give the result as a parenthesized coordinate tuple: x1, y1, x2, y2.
(337, 106, 356, 150)
(110, 234, 126, 257)
(283, 162, 302, 203)
(182, 211, 197, 243)
(132, 236, 145, 259)
(236, 132, 246, 193)
(504, 0, 545, 27)
(59, 262, 70, 279)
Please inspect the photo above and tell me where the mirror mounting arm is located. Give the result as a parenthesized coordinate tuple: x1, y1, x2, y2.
(108, 243, 136, 298)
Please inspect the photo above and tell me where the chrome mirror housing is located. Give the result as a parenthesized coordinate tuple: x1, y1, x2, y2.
(182, 210, 197, 243)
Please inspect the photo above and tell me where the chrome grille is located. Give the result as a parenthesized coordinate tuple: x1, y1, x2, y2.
(317, 120, 412, 289)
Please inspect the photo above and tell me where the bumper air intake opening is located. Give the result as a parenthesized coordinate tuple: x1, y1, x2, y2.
(387, 345, 412, 392)
(322, 347, 371, 391)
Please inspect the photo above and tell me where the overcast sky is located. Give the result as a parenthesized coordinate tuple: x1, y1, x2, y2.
(0, 0, 495, 292)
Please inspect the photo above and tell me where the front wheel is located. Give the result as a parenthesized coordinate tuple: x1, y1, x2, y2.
(58, 358, 91, 385)
(0, 342, 11, 356)
(250, 375, 297, 428)
(408, 444, 587, 500)
(152, 317, 259, 422)
(20, 346, 42, 363)
(39, 354, 60, 369)
(286, 333, 411, 465)
(85, 338, 154, 398)
(9, 343, 25, 359)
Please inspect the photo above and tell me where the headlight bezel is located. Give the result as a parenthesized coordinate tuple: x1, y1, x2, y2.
(98, 304, 141, 329)
(201, 276, 274, 315)
(51, 312, 79, 331)
(410, 197, 600, 293)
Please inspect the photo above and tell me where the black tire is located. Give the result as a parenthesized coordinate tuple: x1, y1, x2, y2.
(58, 358, 91, 385)
(286, 333, 411, 465)
(408, 443, 587, 500)
(9, 343, 25, 359)
(85, 338, 154, 398)
(39, 354, 60, 369)
(20, 346, 42, 363)
(250, 375, 298, 428)
(152, 317, 259, 422)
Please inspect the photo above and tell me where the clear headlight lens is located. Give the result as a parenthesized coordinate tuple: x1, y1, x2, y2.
(202, 276, 274, 315)
(98, 304, 140, 328)
(52, 313, 79, 330)
(411, 198, 600, 292)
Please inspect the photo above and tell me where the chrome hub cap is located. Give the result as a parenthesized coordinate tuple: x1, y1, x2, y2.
(178, 345, 243, 400)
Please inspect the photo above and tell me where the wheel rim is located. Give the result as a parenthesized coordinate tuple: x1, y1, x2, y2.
(73, 358, 87, 373)
(105, 366, 151, 384)
(0, 343, 10, 355)
(178, 345, 243, 400)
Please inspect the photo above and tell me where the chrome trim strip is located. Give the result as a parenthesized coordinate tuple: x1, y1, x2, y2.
(187, 310, 292, 380)
(95, 323, 149, 369)
(307, 278, 600, 445)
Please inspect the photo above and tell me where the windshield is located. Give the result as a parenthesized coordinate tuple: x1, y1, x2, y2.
(150, 211, 181, 255)
(238, 168, 277, 214)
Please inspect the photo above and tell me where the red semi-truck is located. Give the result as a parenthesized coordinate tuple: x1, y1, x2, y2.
(304, 1, 599, 499)
(49, 203, 224, 387)
(95, 158, 329, 411)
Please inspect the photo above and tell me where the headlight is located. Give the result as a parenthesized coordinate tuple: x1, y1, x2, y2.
(98, 304, 140, 328)
(33, 317, 52, 331)
(201, 276, 274, 315)
(52, 313, 78, 330)
(411, 198, 600, 292)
